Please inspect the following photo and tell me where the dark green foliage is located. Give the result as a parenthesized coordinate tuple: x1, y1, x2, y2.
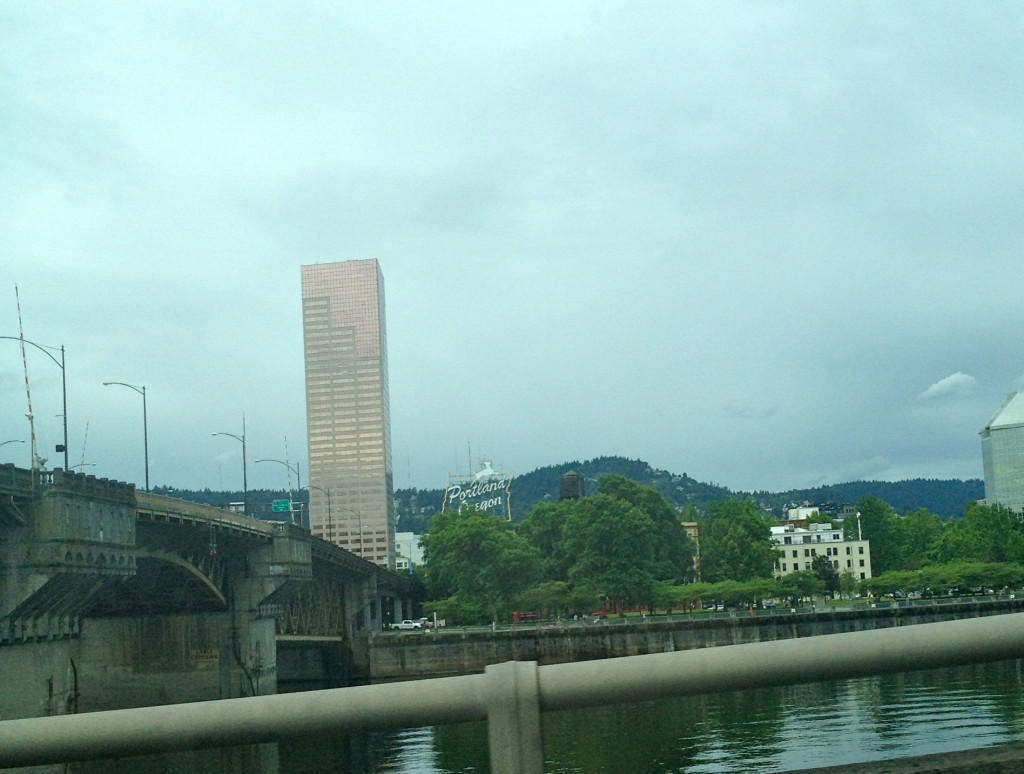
(847, 495, 895, 575)
(929, 503, 1024, 565)
(811, 555, 840, 597)
(861, 562, 1024, 598)
(421, 506, 542, 620)
(698, 500, 779, 583)
(761, 479, 983, 521)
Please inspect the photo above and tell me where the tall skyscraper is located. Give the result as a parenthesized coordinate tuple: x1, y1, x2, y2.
(980, 391, 1024, 516)
(301, 260, 395, 567)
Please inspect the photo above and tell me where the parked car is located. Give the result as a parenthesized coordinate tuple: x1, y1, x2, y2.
(391, 620, 422, 630)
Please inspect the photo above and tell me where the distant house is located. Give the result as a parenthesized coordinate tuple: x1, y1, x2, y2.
(784, 505, 820, 524)
(771, 523, 872, 581)
(395, 531, 425, 573)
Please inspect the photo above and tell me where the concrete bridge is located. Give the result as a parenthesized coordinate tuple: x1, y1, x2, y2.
(0, 464, 415, 720)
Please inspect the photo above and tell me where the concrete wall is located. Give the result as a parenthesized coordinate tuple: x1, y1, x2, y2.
(0, 613, 277, 720)
(0, 470, 136, 621)
(368, 599, 1024, 682)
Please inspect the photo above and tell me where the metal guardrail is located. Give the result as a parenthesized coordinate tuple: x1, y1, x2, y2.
(2, 613, 1024, 773)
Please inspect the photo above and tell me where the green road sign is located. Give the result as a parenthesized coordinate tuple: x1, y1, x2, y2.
(272, 499, 291, 512)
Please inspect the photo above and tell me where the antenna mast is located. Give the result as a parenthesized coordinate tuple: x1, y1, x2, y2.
(15, 286, 43, 470)
(78, 421, 90, 471)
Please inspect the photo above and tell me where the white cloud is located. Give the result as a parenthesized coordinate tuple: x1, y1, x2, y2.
(918, 373, 978, 401)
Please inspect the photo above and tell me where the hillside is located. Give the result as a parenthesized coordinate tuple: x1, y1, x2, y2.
(393, 455, 984, 533)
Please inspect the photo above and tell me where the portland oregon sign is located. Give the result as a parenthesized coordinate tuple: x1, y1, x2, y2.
(442, 460, 513, 520)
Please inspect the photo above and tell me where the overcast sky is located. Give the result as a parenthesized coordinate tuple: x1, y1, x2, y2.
(2, 2, 1022, 497)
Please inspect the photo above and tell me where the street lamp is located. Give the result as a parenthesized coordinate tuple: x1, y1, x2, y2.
(103, 382, 148, 491)
(255, 458, 301, 524)
(212, 415, 247, 516)
(1, 439, 25, 462)
(338, 507, 364, 556)
(308, 484, 332, 538)
(1, 336, 68, 470)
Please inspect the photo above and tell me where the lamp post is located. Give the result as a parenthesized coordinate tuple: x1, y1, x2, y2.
(103, 382, 148, 491)
(255, 458, 301, 524)
(1, 337, 68, 471)
(308, 484, 332, 538)
(338, 507, 363, 556)
(212, 415, 247, 516)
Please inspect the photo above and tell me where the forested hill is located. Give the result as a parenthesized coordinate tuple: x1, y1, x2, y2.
(393, 455, 984, 533)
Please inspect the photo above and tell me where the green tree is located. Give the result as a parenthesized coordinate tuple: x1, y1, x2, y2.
(699, 500, 779, 582)
(802, 511, 834, 528)
(421, 506, 542, 621)
(516, 500, 575, 580)
(839, 570, 858, 599)
(563, 494, 660, 610)
(888, 508, 944, 570)
(517, 475, 697, 612)
(847, 496, 895, 575)
(778, 571, 824, 606)
(929, 504, 1024, 565)
(594, 475, 696, 582)
(811, 555, 840, 598)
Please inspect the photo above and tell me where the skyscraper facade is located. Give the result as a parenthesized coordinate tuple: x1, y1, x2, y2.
(980, 391, 1024, 516)
(301, 260, 395, 567)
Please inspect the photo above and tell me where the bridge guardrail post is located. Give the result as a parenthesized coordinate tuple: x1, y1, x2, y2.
(485, 660, 544, 774)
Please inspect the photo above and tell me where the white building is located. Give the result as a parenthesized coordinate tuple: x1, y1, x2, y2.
(980, 391, 1024, 516)
(395, 531, 424, 573)
(784, 505, 819, 523)
(771, 523, 872, 581)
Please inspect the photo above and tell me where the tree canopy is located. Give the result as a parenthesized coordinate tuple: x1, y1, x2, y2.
(420, 506, 542, 620)
(698, 500, 779, 583)
(423, 474, 696, 621)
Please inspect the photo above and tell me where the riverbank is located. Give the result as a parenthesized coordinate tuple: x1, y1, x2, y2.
(368, 596, 1024, 681)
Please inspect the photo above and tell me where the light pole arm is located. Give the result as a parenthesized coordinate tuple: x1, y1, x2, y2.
(103, 381, 148, 491)
(2, 336, 69, 471)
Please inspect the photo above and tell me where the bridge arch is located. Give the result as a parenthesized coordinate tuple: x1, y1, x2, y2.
(133, 548, 227, 609)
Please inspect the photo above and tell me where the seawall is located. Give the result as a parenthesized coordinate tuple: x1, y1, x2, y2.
(368, 597, 1024, 682)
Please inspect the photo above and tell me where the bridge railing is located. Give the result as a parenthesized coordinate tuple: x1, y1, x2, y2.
(135, 490, 273, 538)
(2, 613, 1024, 773)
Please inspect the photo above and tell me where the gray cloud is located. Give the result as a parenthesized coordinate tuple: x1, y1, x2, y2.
(2, 2, 1020, 495)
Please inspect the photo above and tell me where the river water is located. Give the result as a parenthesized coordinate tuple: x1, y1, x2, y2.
(276, 659, 1024, 773)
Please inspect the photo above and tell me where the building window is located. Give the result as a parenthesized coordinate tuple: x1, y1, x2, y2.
(859, 559, 865, 567)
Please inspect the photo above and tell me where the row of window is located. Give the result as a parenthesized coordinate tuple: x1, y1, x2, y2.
(778, 559, 867, 572)
(784, 545, 865, 559)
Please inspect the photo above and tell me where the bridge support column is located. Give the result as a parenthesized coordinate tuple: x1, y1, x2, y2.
(485, 661, 544, 774)
(392, 597, 403, 625)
